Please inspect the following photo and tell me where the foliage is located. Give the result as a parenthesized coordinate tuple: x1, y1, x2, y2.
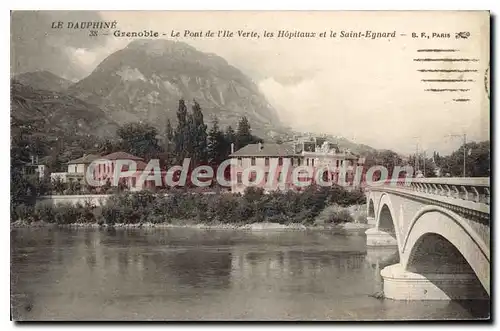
(117, 122, 162, 160)
(435, 141, 490, 177)
(13, 184, 365, 226)
(314, 205, 354, 225)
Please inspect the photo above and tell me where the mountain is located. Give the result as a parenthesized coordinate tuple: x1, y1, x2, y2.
(11, 80, 119, 138)
(68, 39, 284, 138)
(13, 70, 72, 92)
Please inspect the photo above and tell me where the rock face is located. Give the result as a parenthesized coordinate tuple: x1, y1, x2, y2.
(68, 39, 283, 137)
(13, 70, 72, 92)
(11, 80, 119, 138)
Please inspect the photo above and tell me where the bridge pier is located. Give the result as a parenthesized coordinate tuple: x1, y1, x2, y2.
(381, 264, 488, 300)
(365, 228, 398, 247)
(366, 216, 376, 226)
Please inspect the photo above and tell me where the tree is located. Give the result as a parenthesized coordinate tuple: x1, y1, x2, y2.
(437, 141, 490, 177)
(165, 119, 174, 142)
(189, 100, 208, 166)
(236, 116, 253, 149)
(235, 116, 263, 150)
(117, 122, 162, 159)
(174, 99, 190, 163)
(363, 149, 403, 178)
(207, 117, 226, 167)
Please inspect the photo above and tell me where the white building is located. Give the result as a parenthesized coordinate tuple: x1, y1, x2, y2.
(50, 154, 101, 184)
(229, 138, 362, 194)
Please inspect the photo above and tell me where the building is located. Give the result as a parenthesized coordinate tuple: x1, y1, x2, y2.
(49, 154, 101, 184)
(67, 154, 101, 184)
(21, 155, 47, 180)
(229, 142, 297, 193)
(229, 138, 362, 194)
(94, 152, 160, 191)
(295, 138, 359, 183)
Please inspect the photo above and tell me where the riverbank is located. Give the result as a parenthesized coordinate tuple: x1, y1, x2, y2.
(11, 219, 372, 231)
(12, 186, 369, 230)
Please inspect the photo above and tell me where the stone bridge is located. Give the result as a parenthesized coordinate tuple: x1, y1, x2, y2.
(365, 177, 490, 301)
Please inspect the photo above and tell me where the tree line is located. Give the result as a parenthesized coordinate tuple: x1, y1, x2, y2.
(10, 99, 263, 204)
(101, 99, 263, 168)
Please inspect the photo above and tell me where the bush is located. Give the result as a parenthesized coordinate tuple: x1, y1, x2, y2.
(331, 209, 354, 224)
(34, 203, 55, 223)
(314, 204, 354, 225)
(12, 184, 366, 226)
(13, 204, 34, 222)
(54, 204, 81, 224)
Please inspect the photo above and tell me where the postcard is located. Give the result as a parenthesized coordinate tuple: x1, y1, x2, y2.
(10, 10, 490, 321)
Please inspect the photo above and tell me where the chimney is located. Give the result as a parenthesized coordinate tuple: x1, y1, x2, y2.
(30, 155, 34, 165)
(231, 143, 234, 154)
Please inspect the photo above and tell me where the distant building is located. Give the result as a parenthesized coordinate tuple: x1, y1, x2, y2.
(50, 154, 100, 184)
(229, 138, 362, 194)
(67, 154, 101, 184)
(229, 142, 297, 193)
(22, 155, 47, 180)
(94, 152, 160, 191)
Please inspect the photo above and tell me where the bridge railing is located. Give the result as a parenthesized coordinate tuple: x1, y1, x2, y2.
(379, 177, 490, 205)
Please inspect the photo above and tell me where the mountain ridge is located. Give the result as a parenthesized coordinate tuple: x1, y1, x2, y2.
(13, 70, 73, 92)
(67, 39, 283, 139)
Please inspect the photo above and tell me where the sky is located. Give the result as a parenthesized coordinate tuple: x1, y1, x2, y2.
(10, 11, 490, 155)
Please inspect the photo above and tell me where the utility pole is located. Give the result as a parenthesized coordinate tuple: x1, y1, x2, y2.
(416, 143, 419, 172)
(412, 136, 421, 173)
(423, 150, 426, 177)
(447, 133, 467, 177)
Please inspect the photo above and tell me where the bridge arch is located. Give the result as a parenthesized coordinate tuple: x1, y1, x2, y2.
(375, 193, 402, 250)
(368, 199, 375, 218)
(402, 206, 490, 296)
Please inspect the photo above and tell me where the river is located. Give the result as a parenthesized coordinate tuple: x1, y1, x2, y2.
(10, 227, 489, 321)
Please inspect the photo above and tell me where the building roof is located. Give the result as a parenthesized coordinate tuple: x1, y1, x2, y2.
(230, 143, 296, 157)
(102, 152, 144, 161)
(67, 154, 101, 165)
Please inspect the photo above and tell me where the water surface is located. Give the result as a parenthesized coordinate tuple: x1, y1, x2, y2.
(10, 228, 489, 321)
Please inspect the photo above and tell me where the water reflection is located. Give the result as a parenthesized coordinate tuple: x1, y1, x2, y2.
(10, 228, 489, 321)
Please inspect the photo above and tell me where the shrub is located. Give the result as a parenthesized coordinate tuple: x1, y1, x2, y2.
(14, 204, 34, 222)
(315, 204, 354, 225)
(54, 204, 80, 224)
(12, 184, 366, 226)
(34, 203, 55, 223)
(331, 208, 354, 224)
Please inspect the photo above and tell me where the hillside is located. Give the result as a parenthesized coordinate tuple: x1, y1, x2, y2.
(13, 70, 72, 92)
(11, 80, 119, 138)
(68, 39, 284, 138)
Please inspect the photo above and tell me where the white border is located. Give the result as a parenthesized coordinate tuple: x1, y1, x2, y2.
(2, 1, 498, 329)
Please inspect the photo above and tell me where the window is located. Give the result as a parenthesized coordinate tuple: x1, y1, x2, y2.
(265, 172, 269, 183)
(237, 173, 243, 184)
(306, 158, 309, 166)
(312, 159, 315, 167)
(290, 158, 294, 166)
(265, 157, 270, 166)
(278, 157, 283, 166)
(298, 158, 302, 166)
(251, 157, 256, 166)
(336, 160, 339, 167)
(237, 157, 242, 166)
